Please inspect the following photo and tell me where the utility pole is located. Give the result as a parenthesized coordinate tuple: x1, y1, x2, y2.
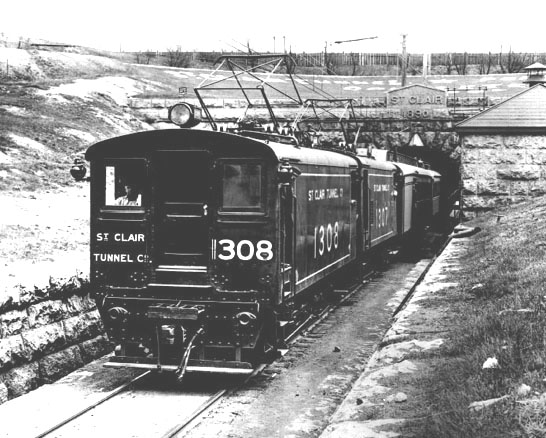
(324, 41, 328, 75)
(401, 34, 407, 87)
(423, 53, 429, 78)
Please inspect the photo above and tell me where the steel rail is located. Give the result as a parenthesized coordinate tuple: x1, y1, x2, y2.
(163, 271, 375, 437)
(34, 371, 151, 438)
(285, 271, 375, 345)
(161, 365, 266, 438)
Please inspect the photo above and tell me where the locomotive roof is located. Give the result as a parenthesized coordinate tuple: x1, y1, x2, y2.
(355, 154, 398, 172)
(393, 162, 440, 178)
(264, 142, 358, 167)
(85, 129, 358, 168)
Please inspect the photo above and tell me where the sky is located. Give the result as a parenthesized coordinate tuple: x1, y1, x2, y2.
(1, 0, 545, 54)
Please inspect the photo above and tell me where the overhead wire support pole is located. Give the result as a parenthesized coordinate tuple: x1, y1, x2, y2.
(401, 34, 407, 87)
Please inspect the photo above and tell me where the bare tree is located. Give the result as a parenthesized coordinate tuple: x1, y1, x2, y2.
(350, 52, 360, 76)
(135, 51, 155, 65)
(144, 51, 155, 64)
(499, 48, 533, 73)
(166, 47, 191, 68)
(478, 52, 493, 75)
(323, 52, 336, 75)
(454, 52, 468, 75)
(444, 53, 453, 75)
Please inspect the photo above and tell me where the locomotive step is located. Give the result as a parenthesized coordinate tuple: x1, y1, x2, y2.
(162, 252, 207, 266)
(148, 283, 213, 290)
(154, 265, 209, 284)
(156, 265, 207, 272)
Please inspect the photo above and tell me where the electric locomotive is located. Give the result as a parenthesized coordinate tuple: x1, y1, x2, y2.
(85, 126, 365, 376)
(84, 124, 440, 377)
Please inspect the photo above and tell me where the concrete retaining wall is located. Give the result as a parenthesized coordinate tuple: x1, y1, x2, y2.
(0, 274, 110, 405)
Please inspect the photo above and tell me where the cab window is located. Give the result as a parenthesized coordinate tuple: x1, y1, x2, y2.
(104, 160, 146, 207)
(221, 162, 264, 212)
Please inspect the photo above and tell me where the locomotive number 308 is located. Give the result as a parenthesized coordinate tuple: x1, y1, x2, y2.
(216, 239, 274, 261)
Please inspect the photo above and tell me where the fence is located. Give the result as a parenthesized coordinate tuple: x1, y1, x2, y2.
(180, 51, 546, 71)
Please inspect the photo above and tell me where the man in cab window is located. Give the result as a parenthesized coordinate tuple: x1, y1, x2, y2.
(115, 182, 141, 206)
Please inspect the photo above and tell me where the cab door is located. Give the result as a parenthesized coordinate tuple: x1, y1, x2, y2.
(154, 150, 211, 268)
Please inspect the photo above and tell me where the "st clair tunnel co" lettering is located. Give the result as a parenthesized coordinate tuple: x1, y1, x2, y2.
(95, 233, 145, 242)
(93, 253, 148, 263)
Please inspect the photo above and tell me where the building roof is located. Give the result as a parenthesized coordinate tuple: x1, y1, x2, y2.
(456, 84, 546, 133)
(525, 62, 546, 71)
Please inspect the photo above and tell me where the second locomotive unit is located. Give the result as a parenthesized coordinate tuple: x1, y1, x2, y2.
(84, 104, 441, 376)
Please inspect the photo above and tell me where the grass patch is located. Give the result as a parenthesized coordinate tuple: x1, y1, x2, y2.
(406, 197, 546, 437)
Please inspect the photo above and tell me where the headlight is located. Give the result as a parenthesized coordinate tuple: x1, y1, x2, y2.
(168, 103, 202, 128)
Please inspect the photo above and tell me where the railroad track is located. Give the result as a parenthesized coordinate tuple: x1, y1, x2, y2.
(34, 371, 152, 438)
(31, 275, 372, 438)
(168, 273, 374, 437)
(32, 370, 239, 438)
